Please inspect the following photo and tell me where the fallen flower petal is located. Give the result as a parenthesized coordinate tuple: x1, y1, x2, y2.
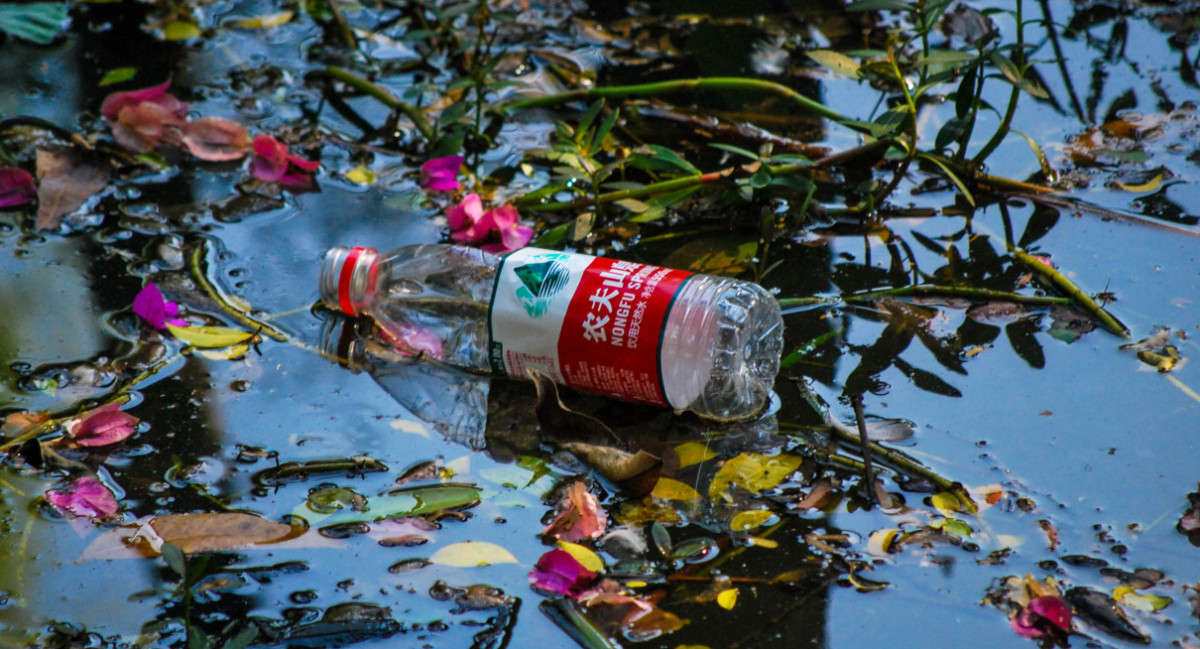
(133, 282, 187, 330)
(182, 117, 251, 161)
(250, 134, 318, 186)
(0, 167, 36, 207)
(45, 476, 119, 519)
(543, 481, 607, 542)
(529, 549, 598, 597)
(446, 194, 531, 254)
(100, 80, 187, 123)
(420, 155, 463, 192)
(112, 101, 187, 153)
(1011, 595, 1072, 639)
(66, 403, 139, 447)
(381, 323, 444, 359)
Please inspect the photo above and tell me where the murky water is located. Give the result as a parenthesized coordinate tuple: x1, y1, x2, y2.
(2, 1, 1200, 648)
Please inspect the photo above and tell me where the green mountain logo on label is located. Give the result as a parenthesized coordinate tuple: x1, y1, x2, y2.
(513, 255, 569, 318)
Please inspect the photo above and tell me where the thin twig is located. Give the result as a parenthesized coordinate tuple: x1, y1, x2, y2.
(776, 284, 1070, 309)
(1010, 248, 1130, 338)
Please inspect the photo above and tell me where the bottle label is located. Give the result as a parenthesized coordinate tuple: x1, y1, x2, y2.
(489, 248, 694, 408)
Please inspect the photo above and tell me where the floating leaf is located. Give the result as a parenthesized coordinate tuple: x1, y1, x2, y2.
(709, 452, 803, 500)
(932, 518, 973, 537)
(130, 512, 300, 554)
(167, 324, 253, 348)
(1115, 173, 1163, 193)
(161, 20, 201, 41)
(1113, 586, 1171, 612)
(99, 67, 137, 86)
(35, 146, 111, 231)
(716, 588, 739, 610)
(312, 484, 481, 526)
(196, 344, 250, 360)
(867, 528, 900, 556)
(346, 165, 377, 185)
(543, 481, 607, 542)
(673, 442, 717, 469)
(0, 3, 69, 45)
(651, 477, 700, 501)
(230, 10, 294, 28)
(730, 510, 774, 532)
(429, 541, 518, 567)
(557, 540, 605, 573)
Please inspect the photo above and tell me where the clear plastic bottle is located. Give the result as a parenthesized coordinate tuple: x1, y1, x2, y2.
(318, 245, 783, 420)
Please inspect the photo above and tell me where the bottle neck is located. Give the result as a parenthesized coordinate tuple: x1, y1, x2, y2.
(319, 246, 379, 316)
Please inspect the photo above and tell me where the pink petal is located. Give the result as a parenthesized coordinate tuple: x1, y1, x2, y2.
(133, 282, 185, 330)
(381, 323, 444, 359)
(45, 476, 119, 519)
(67, 404, 139, 447)
(420, 155, 463, 191)
(251, 134, 289, 182)
(286, 152, 320, 173)
(1027, 595, 1072, 631)
(100, 80, 175, 121)
(528, 549, 597, 597)
(0, 167, 36, 207)
(543, 481, 607, 541)
(181, 117, 251, 161)
(446, 193, 483, 231)
(112, 102, 187, 153)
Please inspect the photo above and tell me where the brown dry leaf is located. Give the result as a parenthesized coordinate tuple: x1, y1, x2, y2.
(1038, 519, 1060, 551)
(131, 512, 302, 554)
(35, 147, 111, 230)
(558, 442, 661, 483)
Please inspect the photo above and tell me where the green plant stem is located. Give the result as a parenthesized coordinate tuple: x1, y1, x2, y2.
(776, 284, 1069, 309)
(188, 245, 289, 342)
(499, 77, 854, 127)
(1010, 249, 1130, 338)
(515, 169, 734, 211)
(974, 0, 1024, 164)
(318, 66, 436, 142)
(323, 0, 357, 51)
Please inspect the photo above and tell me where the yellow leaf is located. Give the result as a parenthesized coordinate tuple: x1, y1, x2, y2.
(557, 541, 604, 572)
(930, 491, 965, 516)
(747, 536, 778, 548)
(196, 343, 250, 360)
(730, 510, 774, 532)
(652, 477, 701, 501)
(1115, 173, 1163, 193)
(866, 528, 900, 556)
(428, 541, 518, 567)
(709, 452, 802, 500)
(346, 165, 377, 185)
(167, 324, 253, 348)
(162, 21, 202, 41)
(716, 588, 738, 610)
(230, 11, 294, 28)
(1113, 585, 1171, 612)
(674, 441, 717, 469)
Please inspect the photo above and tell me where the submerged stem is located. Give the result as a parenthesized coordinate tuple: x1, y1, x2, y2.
(317, 67, 437, 142)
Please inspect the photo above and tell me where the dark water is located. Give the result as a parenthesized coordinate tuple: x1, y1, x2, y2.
(1, 1, 1200, 648)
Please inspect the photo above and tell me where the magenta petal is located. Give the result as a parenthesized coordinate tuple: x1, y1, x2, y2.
(68, 404, 138, 447)
(1026, 595, 1072, 632)
(420, 155, 463, 191)
(46, 476, 119, 519)
(133, 282, 184, 330)
(0, 167, 36, 207)
(528, 549, 597, 597)
(446, 193, 483, 231)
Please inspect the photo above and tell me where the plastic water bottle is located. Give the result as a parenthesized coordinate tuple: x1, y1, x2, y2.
(318, 245, 783, 420)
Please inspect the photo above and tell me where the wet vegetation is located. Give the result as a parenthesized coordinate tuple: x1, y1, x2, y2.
(2, 0, 1200, 647)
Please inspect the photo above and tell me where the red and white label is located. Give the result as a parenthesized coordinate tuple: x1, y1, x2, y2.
(489, 248, 693, 408)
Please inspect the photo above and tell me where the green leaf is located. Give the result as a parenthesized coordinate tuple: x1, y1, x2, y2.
(167, 325, 254, 349)
(161, 542, 186, 577)
(935, 115, 970, 152)
(846, 0, 913, 11)
(917, 153, 974, 206)
(306, 484, 481, 527)
(99, 67, 137, 87)
(161, 21, 202, 41)
(708, 143, 760, 161)
(807, 49, 861, 78)
(630, 144, 701, 175)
